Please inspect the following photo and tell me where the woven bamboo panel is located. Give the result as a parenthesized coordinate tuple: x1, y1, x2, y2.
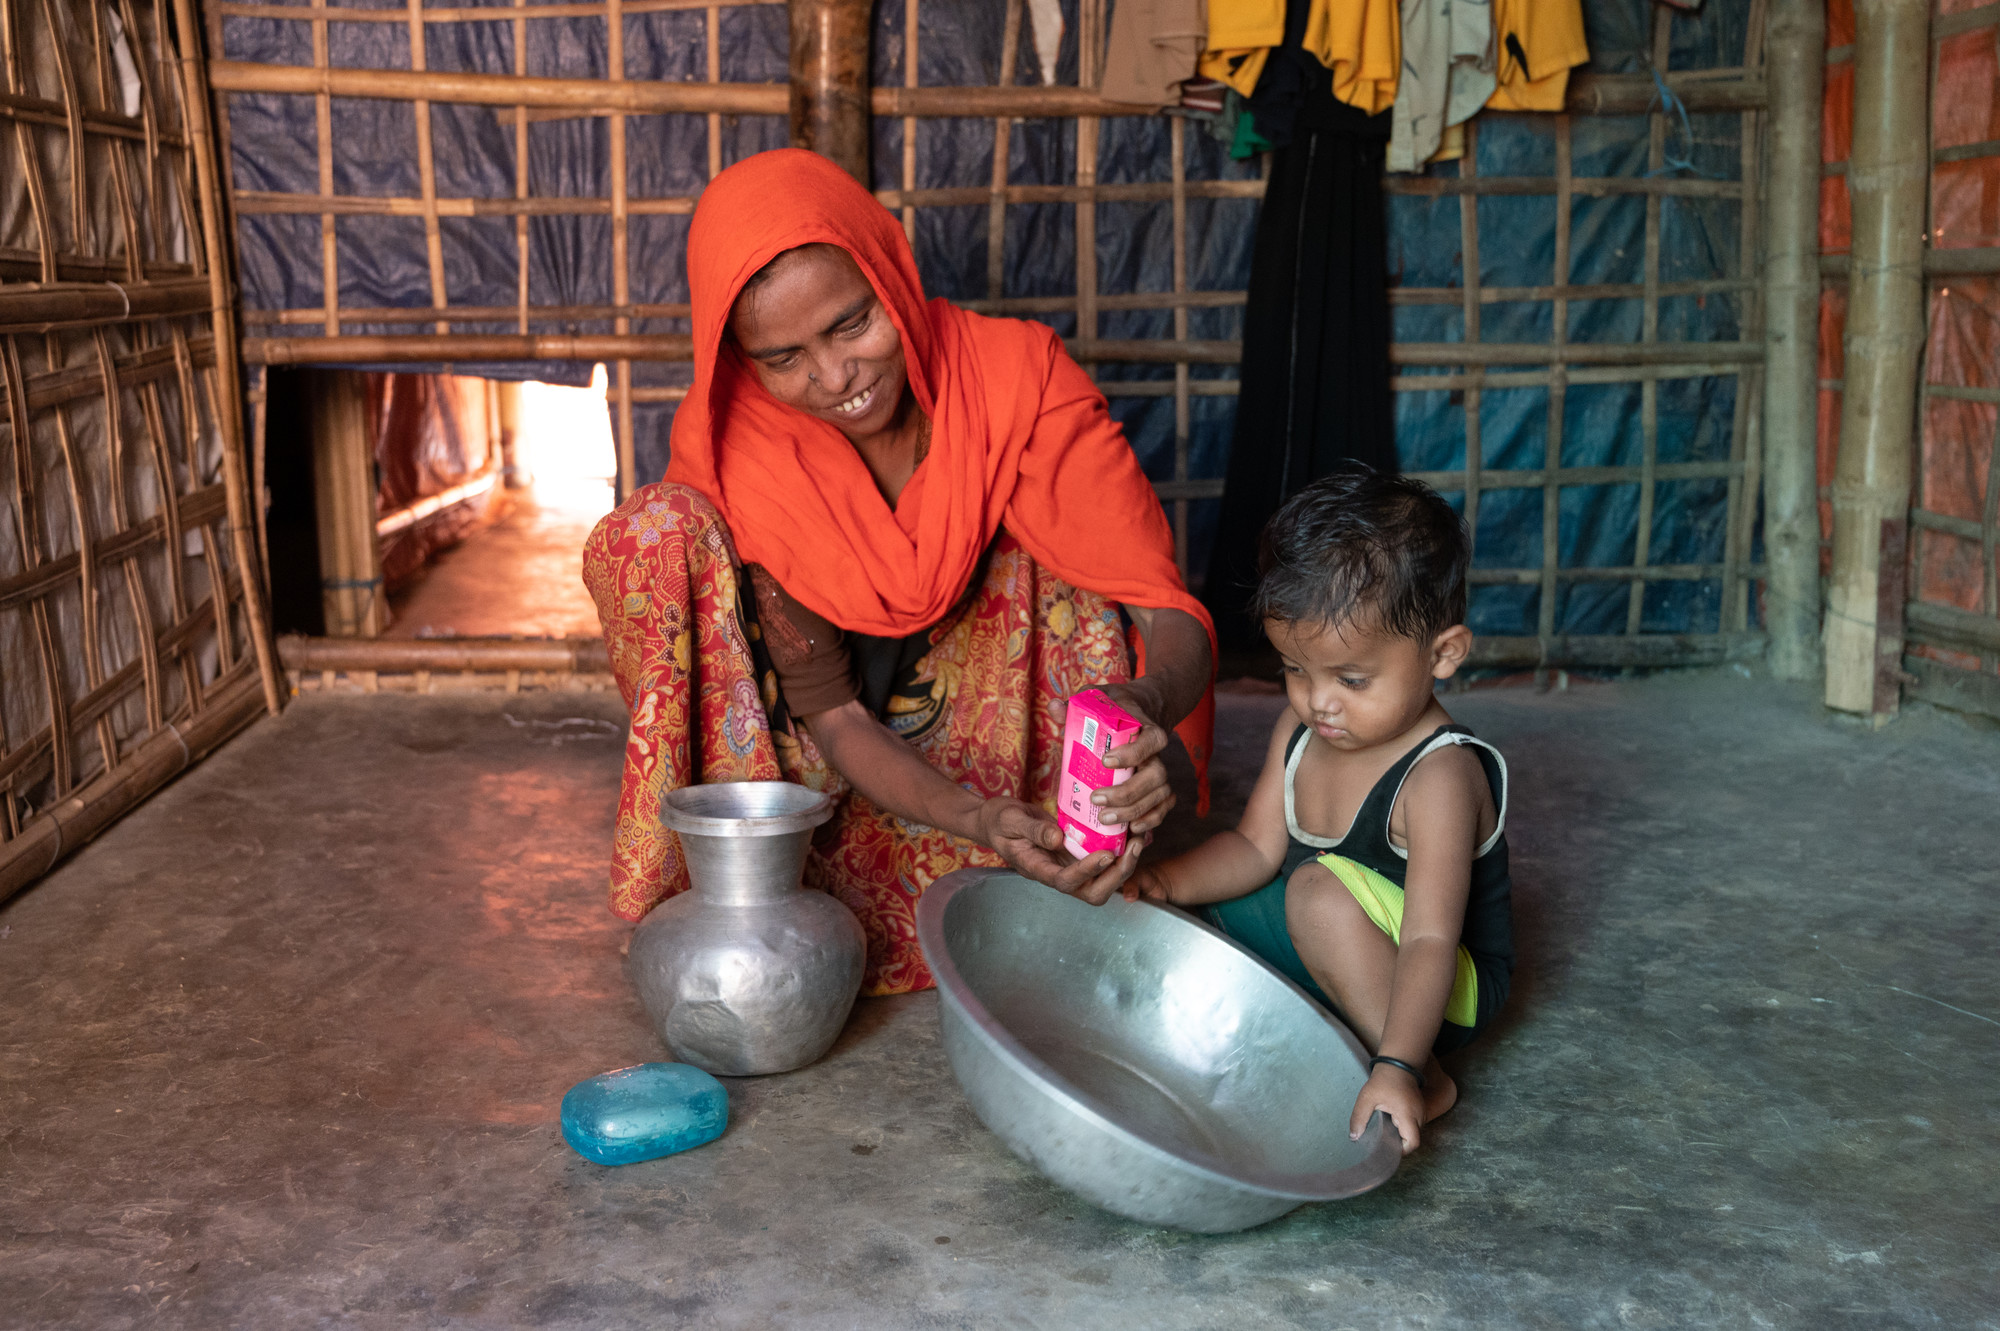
(206, 0, 1770, 663)
(0, 0, 279, 893)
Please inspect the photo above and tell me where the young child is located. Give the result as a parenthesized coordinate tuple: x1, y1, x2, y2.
(1124, 469, 1513, 1154)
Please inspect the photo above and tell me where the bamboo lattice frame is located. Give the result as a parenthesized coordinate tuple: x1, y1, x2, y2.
(0, 0, 280, 899)
(1906, 1, 2000, 683)
(1821, 0, 2000, 695)
(207, 0, 1771, 663)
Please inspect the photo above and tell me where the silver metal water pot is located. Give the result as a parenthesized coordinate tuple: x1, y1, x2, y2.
(628, 781, 864, 1075)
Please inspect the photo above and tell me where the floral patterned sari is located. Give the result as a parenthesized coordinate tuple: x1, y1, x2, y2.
(584, 481, 1131, 995)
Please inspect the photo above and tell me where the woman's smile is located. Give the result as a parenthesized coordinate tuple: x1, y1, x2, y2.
(829, 379, 879, 417)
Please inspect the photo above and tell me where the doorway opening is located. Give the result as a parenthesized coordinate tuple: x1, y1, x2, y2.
(384, 366, 617, 640)
(263, 365, 619, 643)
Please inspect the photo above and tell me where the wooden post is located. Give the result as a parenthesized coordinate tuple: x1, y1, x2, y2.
(170, 0, 286, 717)
(1824, 0, 1929, 718)
(1761, 0, 1826, 681)
(306, 371, 386, 637)
(495, 380, 525, 488)
(788, 0, 874, 182)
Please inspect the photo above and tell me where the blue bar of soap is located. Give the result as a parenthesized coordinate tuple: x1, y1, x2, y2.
(560, 1062, 728, 1166)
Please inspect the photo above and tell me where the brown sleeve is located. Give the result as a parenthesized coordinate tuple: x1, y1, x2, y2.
(744, 563, 861, 716)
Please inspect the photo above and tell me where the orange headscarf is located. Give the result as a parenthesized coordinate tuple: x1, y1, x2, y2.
(665, 148, 1214, 804)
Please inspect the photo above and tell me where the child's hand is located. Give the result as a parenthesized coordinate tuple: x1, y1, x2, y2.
(1350, 1064, 1425, 1155)
(1119, 863, 1173, 904)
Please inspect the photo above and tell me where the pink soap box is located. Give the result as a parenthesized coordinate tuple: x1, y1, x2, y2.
(1056, 689, 1143, 861)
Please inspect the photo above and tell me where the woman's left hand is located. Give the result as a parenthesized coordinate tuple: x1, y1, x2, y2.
(1088, 681, 1179, 838)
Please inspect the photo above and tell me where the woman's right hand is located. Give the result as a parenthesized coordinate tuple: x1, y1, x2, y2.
(975, 797, 1141, 902)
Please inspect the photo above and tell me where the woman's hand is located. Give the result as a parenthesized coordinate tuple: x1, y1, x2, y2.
(974, 797, 1146, 902)
(1089, 681, 1179, 837)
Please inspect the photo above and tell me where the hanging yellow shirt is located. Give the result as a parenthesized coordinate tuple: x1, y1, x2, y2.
(1303, 0, 1401, 116)
(1206, 0, 1287, 48)
(1486, 0, 1591, 112)
(1201, 0, 1406, 115)
(1199, 0, 1286, 96)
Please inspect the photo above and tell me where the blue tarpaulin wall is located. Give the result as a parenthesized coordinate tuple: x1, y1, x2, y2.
(221, 0, 1759, 639)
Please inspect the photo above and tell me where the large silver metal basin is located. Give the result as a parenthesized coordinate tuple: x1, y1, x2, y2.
(916, 868, 1400, 1232)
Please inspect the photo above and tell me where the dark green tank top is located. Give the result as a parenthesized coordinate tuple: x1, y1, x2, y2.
(1278, 723, 1515, 979)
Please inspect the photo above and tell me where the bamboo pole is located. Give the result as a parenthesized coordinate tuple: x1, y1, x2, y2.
(406, 0, 449, 337)
(1761, 0, 1826, 681)
(277, 635, 613, 674)
(1628, 13, 1668, 645)
(1468, 632, 1767, 670)
(1724, 0, 1766, 637)
(900, 0, 917, 239)
(495, 379, 524, 487)
(237, 332, 1762, 368)
(1076, 0, 1102, 387)
(986, 0, 1021, 303)
(219, 169, 1757, 219)
(212, 0, 782, 20)
(230, 276, 1755, 328)
(609, 0, 634, 500)
(375, 471, 498, 537)
(306, 370, 385, 637)
(244, 333, 694, 363)
(0, 276, 212, 332)
(204, 62, 1763, 122)
(874, 73, 1767, 118)
(705, 4, 723, 179)
(314, 0, 336, 337)
(1459, 120, 1485, 597)
(787, 0, 873, 181)
(1824, 0, 1929, 719)
(513, 2, 529, 335)
(1823, 248, 2000, 277)
(1170, 113, 1189, 577)
(207, 60, 790, 114)
(170, 0, 286, 717)
(1904, 600, 2000, 657)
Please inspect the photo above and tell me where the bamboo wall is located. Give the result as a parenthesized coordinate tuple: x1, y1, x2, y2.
(205, 0, 1773, 670)
(1819, 0, 2000, 718)
(0, 0, 281, 904)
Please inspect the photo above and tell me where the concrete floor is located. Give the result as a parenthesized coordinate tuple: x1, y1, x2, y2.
(386, 496, 603, 640)
(1, 673, 1995, 1329)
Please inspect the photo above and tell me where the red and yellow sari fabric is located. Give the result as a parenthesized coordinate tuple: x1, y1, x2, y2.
(583, 482, 1130, 996)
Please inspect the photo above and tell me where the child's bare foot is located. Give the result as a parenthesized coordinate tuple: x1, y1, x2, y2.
(1422, 1057, 1457, 1123)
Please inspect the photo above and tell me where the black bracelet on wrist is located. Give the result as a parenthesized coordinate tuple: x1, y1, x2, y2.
(1369, 1055, 1426, 1089)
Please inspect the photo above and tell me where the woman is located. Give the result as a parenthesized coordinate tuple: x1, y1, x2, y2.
(584, 149, 1214, 995)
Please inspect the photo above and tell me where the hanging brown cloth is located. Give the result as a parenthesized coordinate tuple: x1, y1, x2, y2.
(1101, 0, 1208, 108)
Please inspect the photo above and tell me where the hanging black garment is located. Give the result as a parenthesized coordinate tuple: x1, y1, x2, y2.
(1238, 0, 1322, 150)
(1203, 65, 1396, 654)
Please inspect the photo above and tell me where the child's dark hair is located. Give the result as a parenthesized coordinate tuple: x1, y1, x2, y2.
(1250, 468, 1470, 642)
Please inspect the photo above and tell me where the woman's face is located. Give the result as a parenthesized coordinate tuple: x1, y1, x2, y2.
(728, 244, 908, 442)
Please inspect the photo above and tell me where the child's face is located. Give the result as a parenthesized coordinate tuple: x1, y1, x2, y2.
(1265, 615, 1470, 752)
